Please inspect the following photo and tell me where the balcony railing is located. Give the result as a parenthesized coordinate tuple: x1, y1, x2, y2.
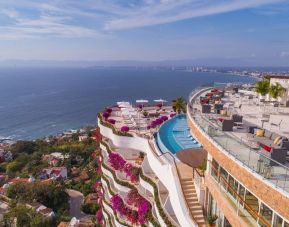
(188, 86, 289, 195)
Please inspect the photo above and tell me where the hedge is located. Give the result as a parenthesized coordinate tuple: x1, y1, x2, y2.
(97, 112, 133, 137)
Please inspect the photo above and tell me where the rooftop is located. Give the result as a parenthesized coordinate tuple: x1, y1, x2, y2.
(100, 103, 176, 137)
(189, 85, 289, 195)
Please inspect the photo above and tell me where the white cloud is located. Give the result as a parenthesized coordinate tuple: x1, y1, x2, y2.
(0, 0, 285, 40)
(104, 0, 284, 30)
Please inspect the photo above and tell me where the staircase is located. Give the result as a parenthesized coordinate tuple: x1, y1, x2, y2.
(181, 178, 206, 226)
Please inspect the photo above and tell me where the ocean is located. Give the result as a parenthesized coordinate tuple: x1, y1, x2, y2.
(0, 67, 255, 140)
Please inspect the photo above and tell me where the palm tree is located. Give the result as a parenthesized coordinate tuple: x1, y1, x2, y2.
(269, 82, 285, 100)
(255, 78, 270, 97)
(172, 97, 186, 114)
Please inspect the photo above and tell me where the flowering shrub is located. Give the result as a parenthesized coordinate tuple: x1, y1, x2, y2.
(96, 209, 103, 223)
(111, 194, 148, 225)
(124, 163, 140, 183)
(126, 189, 151, 224)
(111, 194, 126, 215)
(108, 152, 126, 171)
(108, 153, 140, 183)
(138, 199, 151, 224)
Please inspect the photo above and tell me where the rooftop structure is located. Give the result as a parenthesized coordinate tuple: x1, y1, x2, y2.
(98, 102, 205, 226)
(98, 87, 289, 227)
(187, 84, 289, 226)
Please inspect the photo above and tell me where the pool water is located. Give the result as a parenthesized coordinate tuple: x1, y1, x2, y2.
(156, 114, 201, 154)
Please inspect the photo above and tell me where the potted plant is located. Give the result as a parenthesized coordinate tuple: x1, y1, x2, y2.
(143, 111, 148, 118)
(207, 215, 218, 227)
(269, 82, 285, 101)
(255, 78, 270, 101)
(139, 152, 145, 160)
(172, 97, 186, 114)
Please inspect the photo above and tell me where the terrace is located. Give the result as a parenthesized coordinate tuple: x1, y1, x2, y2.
(188, 85, 289, 195)
(100, 102, 175, 137)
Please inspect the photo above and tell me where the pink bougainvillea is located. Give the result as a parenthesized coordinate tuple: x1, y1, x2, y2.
(96, 209, 103, 223)
(138, 199, 151, 224)
(111, 194, 126, 216)
(108, 152, 126, 171)
(108, 152, 140, 183)
(124, 163, 140, 183)
(126, 189, 151, 224)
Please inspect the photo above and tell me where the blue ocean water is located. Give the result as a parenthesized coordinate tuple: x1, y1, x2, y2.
(0, 67, 255, 140)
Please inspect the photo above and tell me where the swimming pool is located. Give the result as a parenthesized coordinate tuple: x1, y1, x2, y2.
(156, 114, 201, 154)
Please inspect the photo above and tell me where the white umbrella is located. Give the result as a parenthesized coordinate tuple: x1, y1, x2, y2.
(154, 99, 167, 106)
(154, 99, 167, 103)
(136, 99, 148, 103)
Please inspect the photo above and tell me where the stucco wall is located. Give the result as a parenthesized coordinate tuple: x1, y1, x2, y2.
(98, 119, 197, 227)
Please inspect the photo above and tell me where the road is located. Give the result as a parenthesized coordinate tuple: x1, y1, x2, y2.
(66, 189, 86, 219)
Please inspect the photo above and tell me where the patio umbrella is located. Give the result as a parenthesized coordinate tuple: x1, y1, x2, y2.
(136, 99, 148, 104)
(136, 99, 148, 109)
(154, 99, 167, 107)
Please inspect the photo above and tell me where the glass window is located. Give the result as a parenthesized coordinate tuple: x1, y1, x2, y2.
(238, 184, 245, 206)
(272, 214, 283, 227)
(259, 203, 273, 227)
(244, 191, 259, 221)
(219, 167, 228, 189)
(211, 159, 219, 181)
(284, 221, 289, 227)
(227, 175, 238, 200)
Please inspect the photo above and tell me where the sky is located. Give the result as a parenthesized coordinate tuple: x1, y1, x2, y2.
(0, 0, 289, 66)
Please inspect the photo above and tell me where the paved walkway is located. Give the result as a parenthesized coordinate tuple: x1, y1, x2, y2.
(66, 189, 85, 219)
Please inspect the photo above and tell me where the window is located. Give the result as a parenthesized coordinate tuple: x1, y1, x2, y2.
(284, 221, 289, 227)
(272, 214, 283, 227)
(244, 191, 259, 220)
(228, 175, 238, 199)
(219, 167, 228, 189)
(238, 184, 245, 206)
(211, 159, 219, 181)
(259, 203, 273, 227)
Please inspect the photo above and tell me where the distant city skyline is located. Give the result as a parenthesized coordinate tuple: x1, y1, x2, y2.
(0, 0, 289, 66)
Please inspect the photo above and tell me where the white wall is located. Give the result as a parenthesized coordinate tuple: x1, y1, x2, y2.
(99, 119, 197, 227)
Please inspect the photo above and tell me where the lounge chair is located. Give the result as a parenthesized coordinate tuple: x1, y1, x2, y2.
(270, 120, 282, 130)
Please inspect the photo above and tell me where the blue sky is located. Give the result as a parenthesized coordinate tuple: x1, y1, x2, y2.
(0, 0, 289, 65)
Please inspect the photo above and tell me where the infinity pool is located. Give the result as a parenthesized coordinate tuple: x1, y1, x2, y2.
(156, 114, 201, 154)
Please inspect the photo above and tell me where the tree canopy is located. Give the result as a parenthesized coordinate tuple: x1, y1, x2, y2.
(255, 78, 270, 96)
(172, 97, 187, 114)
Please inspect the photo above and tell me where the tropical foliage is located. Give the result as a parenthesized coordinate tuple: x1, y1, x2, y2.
(255, 78, 270, 96)
(269, 82, 285, 99)
(172, 97, 186, 114)
(1, 203, 55, 227)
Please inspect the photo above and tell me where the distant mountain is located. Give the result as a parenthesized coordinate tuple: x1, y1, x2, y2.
(0, 57, 289, 68)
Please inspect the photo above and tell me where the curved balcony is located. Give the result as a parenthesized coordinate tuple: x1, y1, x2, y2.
(187, 86, 289, 221)
(100, 138, 180, 227)
(102, 196, 131, 227)
(99, 119, 199, 227)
